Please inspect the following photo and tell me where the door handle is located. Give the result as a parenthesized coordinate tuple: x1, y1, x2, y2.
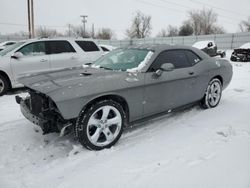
(189, 71, 194, 75)
(40, 59, 48, 62)
(70, 56, 78, 60)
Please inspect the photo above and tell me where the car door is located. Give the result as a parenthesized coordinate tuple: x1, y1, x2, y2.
(143, 49, 198, 117)
(184, 50, 205, 100)
(10, 41, 50, 81)
(48, 40, 80, 69)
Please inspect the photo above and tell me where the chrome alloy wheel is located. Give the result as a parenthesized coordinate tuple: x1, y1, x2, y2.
(86, 105, 122, 147)
(207, 81, 221, 106)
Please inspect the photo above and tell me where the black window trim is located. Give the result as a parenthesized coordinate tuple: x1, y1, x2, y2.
(101, 46, 109, 52)
(75, 40, 100, 52)
(147, 49, 202, 72)
(46, 40, 76, 54)
(6, 42, 15, 46)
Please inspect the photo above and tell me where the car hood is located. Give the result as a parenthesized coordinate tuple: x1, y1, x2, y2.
(18, 66, 144, 102)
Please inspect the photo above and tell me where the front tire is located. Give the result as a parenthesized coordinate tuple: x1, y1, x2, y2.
(75, 100, 126, 150)
(0, 75, 10, 96)
(201, 78, 222, 109)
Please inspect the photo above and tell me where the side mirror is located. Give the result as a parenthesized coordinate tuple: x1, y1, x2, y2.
(154, 63, 175, 77)
(11, 52, 23, 59)
(161, 63, 175, 71)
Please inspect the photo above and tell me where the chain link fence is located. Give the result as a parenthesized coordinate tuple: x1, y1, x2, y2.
(95, 32, 250, 50)
(0, 35, 28, 43)
(1, 32, 250, 50)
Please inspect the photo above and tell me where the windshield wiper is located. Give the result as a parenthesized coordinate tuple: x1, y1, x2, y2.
(85, 62, 92, 66)
(99, 66, 113, 70)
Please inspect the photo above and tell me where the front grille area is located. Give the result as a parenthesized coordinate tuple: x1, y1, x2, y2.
(22, 90, 72, 134)
(26, 90, 52, 116)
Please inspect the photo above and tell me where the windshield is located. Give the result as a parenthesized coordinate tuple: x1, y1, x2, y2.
(92, 48, 153, 71)
(0, 42, 25, 56)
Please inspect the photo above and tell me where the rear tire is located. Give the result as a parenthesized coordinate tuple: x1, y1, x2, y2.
(75, 100, 126, 150)
(0, 75, 10, 96)
(200, 78, 222, 109)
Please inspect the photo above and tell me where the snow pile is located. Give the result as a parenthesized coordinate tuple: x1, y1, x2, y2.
(0, 51, 250, 188)
(127, 51, 154, 73)
(82, 64, 90, 68)
(240, 43, 250, 49)
(90, 64, 100, 69)
(192, 40, 215, 49)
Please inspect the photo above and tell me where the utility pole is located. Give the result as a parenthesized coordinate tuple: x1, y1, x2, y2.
(91, 23, 95, 38)
(27, 0, 35, 38)
(80, 15, 88, 37)
(68, 24, 71, 37)
(30, 0, 35, 38)
(27, 0, 31, 38)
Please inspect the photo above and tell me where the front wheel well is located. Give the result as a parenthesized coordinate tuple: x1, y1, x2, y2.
(0, 71, 11, 88)
(212, 75, 223, 86)
(83, 95, 130, 123)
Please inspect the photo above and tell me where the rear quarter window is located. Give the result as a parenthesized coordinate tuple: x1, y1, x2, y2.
(75, 41, 100, 52)
(48, 41, 76, 54)
(185, 50, 202, 65)
(101, 46, 109, 52)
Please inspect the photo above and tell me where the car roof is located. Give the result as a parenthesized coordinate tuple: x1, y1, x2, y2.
(124, 43, 210, 59)
(20, 37, 96, 43)
(127, 44, 196, 52)
(0, 41, 16, 45)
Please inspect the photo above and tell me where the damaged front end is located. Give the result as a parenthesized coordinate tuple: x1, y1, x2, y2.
(16, 89, 74, 135)
(230, 49, 250, 62)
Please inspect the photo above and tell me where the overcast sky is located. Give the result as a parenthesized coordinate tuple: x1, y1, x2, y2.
(0, 0, 249, 39)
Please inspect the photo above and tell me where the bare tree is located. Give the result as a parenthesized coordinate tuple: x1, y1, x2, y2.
(179, 21, 194, 36)
(211, 25, 225, 34)
(239, 17, 250, 32)
(188, 10, 202, 35)
(96, 28, 114, 39)
(71, 25, 91, 38)
(65, 24, 73, 37)
(157, 29, 168, 37)
(187, 8, 225, 35)
(166, 25, 179, 37)
(126, 11, 152, 38)
(200, 8, 217, 34)
(11, 31, 29, 37)
(157, 25, 179, 37)
(36, 26, 60, 38)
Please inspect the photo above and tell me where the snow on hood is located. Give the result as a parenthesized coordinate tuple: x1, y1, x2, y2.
(126, 51, 154, 73)
(239, 43, 250, 49)
(192, 41, 215, 49)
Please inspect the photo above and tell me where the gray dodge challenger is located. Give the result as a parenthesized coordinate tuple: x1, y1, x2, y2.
(16, 44, 233, 150)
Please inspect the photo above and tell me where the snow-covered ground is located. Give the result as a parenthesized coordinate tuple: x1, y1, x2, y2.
(1, 51, 250, 188)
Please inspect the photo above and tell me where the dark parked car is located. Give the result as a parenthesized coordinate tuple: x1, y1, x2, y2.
(231, 43, 250, 62)
(16, 44, 233, 150)
(193, 40, 225, 58)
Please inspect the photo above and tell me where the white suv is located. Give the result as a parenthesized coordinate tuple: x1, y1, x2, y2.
(0, 41, 16, 51)
(0, 38, 104, 95)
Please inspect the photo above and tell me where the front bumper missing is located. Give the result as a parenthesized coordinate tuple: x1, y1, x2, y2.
(16, 96, 47, 128)
(16, 95, 73, 135)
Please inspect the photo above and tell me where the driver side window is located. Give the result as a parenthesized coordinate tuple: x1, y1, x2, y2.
(18, 42, 46, 56)
(149, 50, 192, 72)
